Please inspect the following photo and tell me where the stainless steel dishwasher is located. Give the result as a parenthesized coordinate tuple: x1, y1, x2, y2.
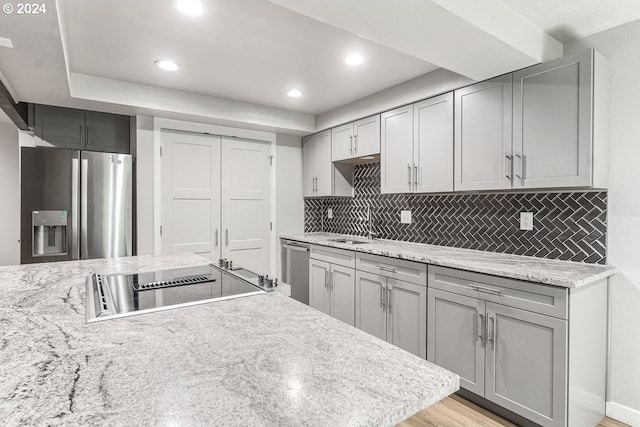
(281, 239, 309, 304)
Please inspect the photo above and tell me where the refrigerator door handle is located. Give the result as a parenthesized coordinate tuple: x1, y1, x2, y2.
(81, 158, 89, 259)
(71, 158, 80, 260)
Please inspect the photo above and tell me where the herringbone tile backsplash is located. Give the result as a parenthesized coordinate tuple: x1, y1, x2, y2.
(305, 163, 607, 264)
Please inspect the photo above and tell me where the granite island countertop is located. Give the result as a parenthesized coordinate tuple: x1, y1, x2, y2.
(0, 253, 458, 426)
(281, 233, 616, 288)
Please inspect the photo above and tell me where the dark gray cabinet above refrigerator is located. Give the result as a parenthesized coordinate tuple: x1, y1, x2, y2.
(29, 104, 131, 154)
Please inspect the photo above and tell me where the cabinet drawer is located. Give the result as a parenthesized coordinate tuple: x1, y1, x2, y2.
(428, 266, 567, 319)
(310, 245, 355, 268)
(356, 253, 427, 286)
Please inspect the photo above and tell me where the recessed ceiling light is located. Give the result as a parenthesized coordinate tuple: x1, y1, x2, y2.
(173, 0, 204, 16)
(345, 52, 364, 66)
(287, 89, 303, 98)
(0, 37, 13, 49)
(155, 60, 180, 71)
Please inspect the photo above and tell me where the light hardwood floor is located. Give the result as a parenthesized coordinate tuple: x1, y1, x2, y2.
(397, 395, 630, 427)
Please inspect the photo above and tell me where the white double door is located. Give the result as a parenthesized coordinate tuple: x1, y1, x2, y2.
(161, 130, 271, 273)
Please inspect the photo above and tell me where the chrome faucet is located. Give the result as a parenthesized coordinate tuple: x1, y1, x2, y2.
(367, 203, 378, 240)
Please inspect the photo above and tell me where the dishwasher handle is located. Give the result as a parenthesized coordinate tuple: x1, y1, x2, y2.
(283, 243, 309, 252)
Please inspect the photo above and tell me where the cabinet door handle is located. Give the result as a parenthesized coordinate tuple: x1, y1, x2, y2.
(380, 285, 385, 309)
(324, 270, 329, 288)
(86, 125, 91, 145)
(215, 229, 219, 248)
(329, 271, 334, 288)
(387, 288, 392, 314)
(505, 154, 513, 181)
(349, 135, 353, 156)
(515, 152, 523, 182)
(478, 313, 484, 343)
(488, 316, 495, 348)
(353, 134, 357, 154)
(407, 164, 411, 188)
(413, 164, 418, 189)
(225, 228, 229, 247)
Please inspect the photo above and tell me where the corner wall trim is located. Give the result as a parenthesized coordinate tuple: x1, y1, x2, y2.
(606, 401, 640, 426)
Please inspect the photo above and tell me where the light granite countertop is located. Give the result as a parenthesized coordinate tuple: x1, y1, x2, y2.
(0, 253, 458, 426)
(281, 233, 616, 288)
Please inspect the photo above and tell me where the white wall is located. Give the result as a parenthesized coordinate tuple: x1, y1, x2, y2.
(0, 111, 19, 266)
(315, 68, 472, 131)
(275, 133, 304, 279)
(135, 115, 155, 255)
(566, 21, 640, 426)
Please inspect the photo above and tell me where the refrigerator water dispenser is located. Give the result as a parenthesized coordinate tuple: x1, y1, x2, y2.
(32, 210, 67, 256)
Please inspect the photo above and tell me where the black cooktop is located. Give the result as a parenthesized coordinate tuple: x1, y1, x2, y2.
(86, 264, 267, 322)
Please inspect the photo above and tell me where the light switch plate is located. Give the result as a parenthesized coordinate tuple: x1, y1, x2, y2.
(327, 208, 333, 219)
(400, 210, 412, 224)
(520, 212, 534, 231)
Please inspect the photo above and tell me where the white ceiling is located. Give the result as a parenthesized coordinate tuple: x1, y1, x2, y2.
(499, 0, 640, 43)
(1, 0, 640, 133)
(62, 0, 438, 115)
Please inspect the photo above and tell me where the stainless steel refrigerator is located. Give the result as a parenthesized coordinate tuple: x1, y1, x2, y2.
(20, 147, 132, 264)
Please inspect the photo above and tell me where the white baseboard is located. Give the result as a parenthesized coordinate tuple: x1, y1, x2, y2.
(607, 401, 640, 426)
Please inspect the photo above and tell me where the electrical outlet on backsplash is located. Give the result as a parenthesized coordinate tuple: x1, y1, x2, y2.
(304, 162, 607, 264)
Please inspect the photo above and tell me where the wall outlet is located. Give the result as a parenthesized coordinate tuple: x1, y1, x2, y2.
(520, 212, 534, 231)
(400, 210, 412, 224)
(327, 208, 333, 219)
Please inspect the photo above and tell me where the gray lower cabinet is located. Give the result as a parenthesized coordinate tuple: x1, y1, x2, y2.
(427, 288, 485, 395)
(428, 265, 607, 427)
(485, 302, 567, 427)
(355, 270, 427, 358)
(309, 246, 355, 326)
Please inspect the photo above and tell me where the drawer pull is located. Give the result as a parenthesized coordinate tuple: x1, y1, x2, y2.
(472, 283, 501, 295)
(377, 265, 396, 273)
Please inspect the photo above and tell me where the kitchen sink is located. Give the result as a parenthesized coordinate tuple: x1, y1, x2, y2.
(329, 238, 369, 245)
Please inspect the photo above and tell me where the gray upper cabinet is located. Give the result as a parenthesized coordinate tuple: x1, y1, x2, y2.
(303, 130, 353, 198)
(85, 111, 131, 154)
(414, 93, 454, 193)
(381, 105, 414, 194)
(331, 114, 380, 162)
(381, 94, 454, 194)
(454, 75, 513, 191)
(31, 104, 131, 153)
(33, 104, 85, 149)
(513, 48, 609, 189)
